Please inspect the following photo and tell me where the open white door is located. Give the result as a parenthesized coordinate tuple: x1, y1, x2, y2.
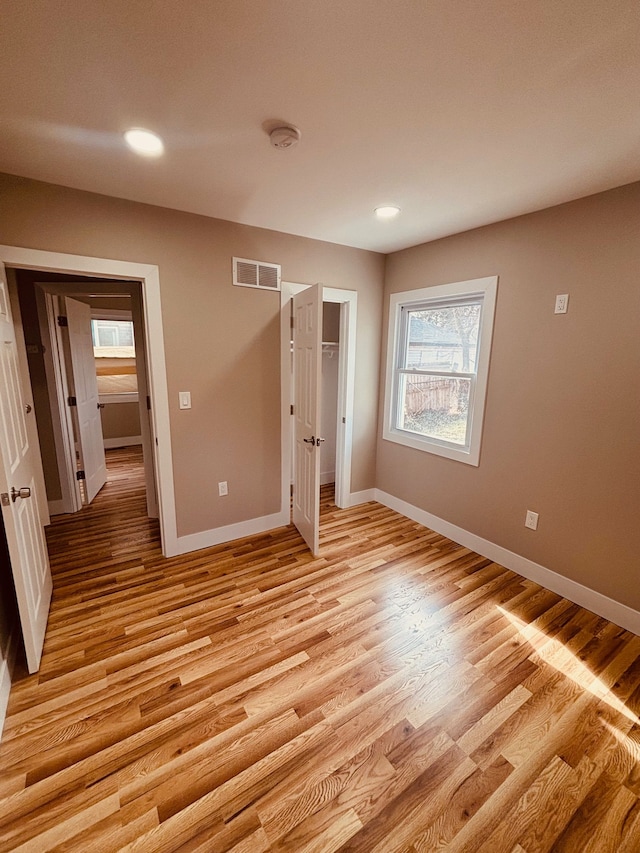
(292, 283, 322, 555)
(64, 297, 107, 504)
(0, 263, 52, 673)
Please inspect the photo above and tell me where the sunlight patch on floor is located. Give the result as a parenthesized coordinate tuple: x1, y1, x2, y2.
(498, 606, 640, 725)
(603, 720, 640, 758)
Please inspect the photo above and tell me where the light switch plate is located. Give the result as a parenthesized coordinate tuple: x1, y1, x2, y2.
(179, 391, 191, 409)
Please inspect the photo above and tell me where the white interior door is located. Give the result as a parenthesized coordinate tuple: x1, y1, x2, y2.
(0, 263, 52, 673)
(65, 297, 107, 503)
(292, 283, 322, 555)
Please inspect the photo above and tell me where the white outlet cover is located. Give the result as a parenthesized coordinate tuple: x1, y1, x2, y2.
(525, 510, 539, 530)
(554, 294, 569, 314)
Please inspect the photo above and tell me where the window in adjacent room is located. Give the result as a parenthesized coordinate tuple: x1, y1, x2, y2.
(91, 318, 138, 398)
(383, 276, 498, 466)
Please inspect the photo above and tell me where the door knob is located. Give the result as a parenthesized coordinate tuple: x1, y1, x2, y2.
(316, 437, 325, 444)
(11, 487, 31, 502)
(25, 403, 32, 414)
(97, 403, 106, 409)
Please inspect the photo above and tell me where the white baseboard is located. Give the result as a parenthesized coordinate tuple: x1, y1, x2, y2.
(170, 509, 291, 557)
(48, 499, 67, 516)
(375, 489, 640, 636)
(348, 489, 377, 507)
(104, 435, 142, 449)
(0, 628, 18, 742)
(320, 471, 335, 486)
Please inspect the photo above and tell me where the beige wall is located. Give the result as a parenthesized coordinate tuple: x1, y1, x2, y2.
(0, 173, 385, 537)
(100, 402, 141, 441)
(378, 182, 640, 610)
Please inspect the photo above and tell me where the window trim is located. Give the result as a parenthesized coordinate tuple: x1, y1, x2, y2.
(383, 276, 498, 466)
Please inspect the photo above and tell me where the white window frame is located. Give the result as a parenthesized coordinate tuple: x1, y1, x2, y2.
(383, 276, 498, 466)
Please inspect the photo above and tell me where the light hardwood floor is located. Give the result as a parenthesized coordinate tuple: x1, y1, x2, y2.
(1, 447, 640, 852)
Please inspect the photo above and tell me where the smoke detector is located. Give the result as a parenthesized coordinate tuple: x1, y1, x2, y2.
(269, 125, 301, 149)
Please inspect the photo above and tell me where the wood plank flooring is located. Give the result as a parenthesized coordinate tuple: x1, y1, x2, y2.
(1, 446, 640, 851)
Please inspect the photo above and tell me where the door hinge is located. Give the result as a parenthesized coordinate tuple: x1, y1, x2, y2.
(290, 314, 294, 330)
(146, 395, 151, 410)
(76, 470, 85, 481)
(57, 315, 68, 327)
(290, 404, 294, 415)
(67, 396, 77, 407)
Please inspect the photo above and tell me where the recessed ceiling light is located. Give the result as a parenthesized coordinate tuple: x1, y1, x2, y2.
(374, 205, 401, 219)
(124, 128, 164, 157)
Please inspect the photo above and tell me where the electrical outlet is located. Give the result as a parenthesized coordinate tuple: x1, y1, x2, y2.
(554, 294, 569, 314)
(525, 510, 539, 531)
(218, 481, 228, 496)
(179, 391, 191, 410)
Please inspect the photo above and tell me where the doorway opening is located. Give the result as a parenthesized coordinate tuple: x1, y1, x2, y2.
(10, 270, 159, 526)
(0, 245, 176, 558)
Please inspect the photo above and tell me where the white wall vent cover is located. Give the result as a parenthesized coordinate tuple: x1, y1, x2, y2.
(233, 257, 281, 292)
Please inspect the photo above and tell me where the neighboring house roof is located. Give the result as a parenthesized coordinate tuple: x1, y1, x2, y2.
(408, 316, 461, 348)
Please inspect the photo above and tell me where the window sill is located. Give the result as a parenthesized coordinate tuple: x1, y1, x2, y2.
(382, 425, 479, 466)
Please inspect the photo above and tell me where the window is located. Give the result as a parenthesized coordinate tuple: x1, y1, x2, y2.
(383, 276, 497, 466)
(91, 319, 134, 348)
(91, 318, 138, 397)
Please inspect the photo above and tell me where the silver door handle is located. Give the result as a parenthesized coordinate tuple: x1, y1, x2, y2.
(11, 487, 31, 502)
(97, 403, 106, 409)
(316, 437, 325, 444)
(303, 436, 315, 444)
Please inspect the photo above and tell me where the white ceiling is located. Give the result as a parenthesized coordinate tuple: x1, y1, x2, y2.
(1, 1, 639, 253)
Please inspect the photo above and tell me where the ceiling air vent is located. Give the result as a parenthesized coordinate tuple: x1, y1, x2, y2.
(233, 257, 281, 292)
